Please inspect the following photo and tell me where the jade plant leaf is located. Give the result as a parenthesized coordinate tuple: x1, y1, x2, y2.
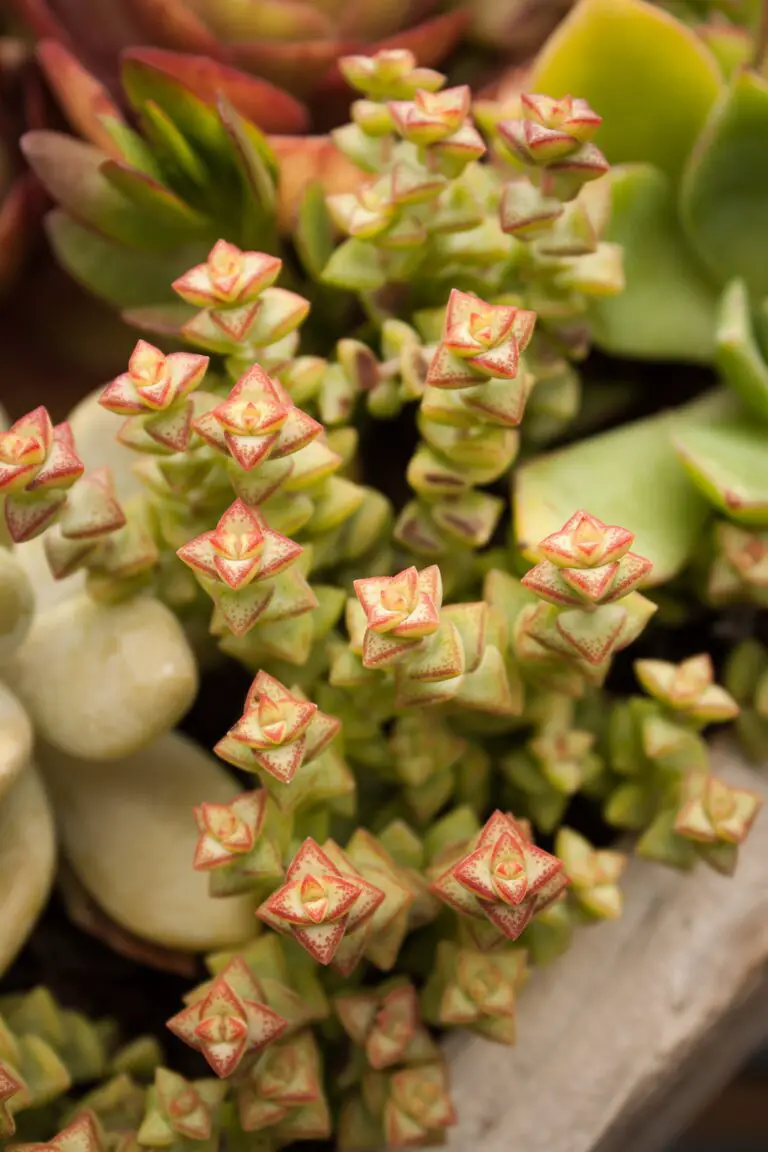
(714, 279, 768, 421)
(681, 70, 768, 297)
(590, 165, 718, 362)
(528, 0, 722, 184)
(0, 766, 56, 977)
(674, 415, 768, 525)
(38, 733, 257, 952)
(514, 391, 736, 583)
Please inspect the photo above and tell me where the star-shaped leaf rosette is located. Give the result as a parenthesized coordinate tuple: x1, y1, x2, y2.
(396, 290, 537, 557)
(673, 772, 763, 876)
(634, 654, 740, 728)
(340, 1061, 457, 1150)
(497, 93, 608, 203)
(234, 1029, 331, 1143)
(0, 407, 84, 543)
(10, 1110, 108, 1152)
(136, 1069, 227, 1150)
(516, 511, 657, 686)
(166, 957, 288, 1078)
(177, 499, 313, 637)
(98, 341, 210, 455)
(172, 243, 310, 363)
(348, 564, 518, 715)
(0, 1063, 25, 1138)
(213, 671, 342, 812)
(257, 838, 386, 971)
(430, 810, 568, 949)
(554, 828, 628, 921)
(192, 363, 324, 506)
(334, 980, 438, 1071)
(422, 940, 528, 1045)
(193, 790, 283, 898)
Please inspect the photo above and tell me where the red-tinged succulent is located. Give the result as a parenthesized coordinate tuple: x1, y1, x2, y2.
(708, 523, 768, 605)
(374, 1062, 457, 1147)
(675, 773, 763, 850)
(10, 1111, 106, 1152)
(334, 981, 436, 1069)
(11, 0, 468, 109)
(498, 95, 609, 200)
(193, 789, 282, 895)
(428, 288, 537, 389)
(99, 341, 209, 454)
(214, 670, 339, 785)
(176, 498, 306, 635)
(0, 1063, 25, 1138)
(0, 406, 84, 542)
(430, 810, 568, 946)
(555, 828, 627, 920)
(388, 85, 472, 146)
(634, 654, 740, 725)
(166, 957, 288, 1077)
(257, 838, 385, 966)
(516, 511, 656, 676)
(423, 940, 527, 1044)
(355, 565, 441, 643)
(193, 365, 322, 476)
(137, 1069, 227, 1145)
(173, 241, 282, 309)
(235, 1030, 330, 1139)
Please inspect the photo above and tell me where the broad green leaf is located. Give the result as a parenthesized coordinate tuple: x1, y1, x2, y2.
(22, 132, 193, 251)
(681, 70, 768, 296)
(100, 160, 212, 235)
(46, 210, 209, 308)
(529, 0, 722, 184)
(715, 278, 768, 421)
(217, 95, 279, 251)
(674, 415, 768, 525)
(590, 165, 718, 362)
(514, 391, 737, 584)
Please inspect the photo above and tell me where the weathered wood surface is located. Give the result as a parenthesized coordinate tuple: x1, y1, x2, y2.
(445, 740, 768, 1152)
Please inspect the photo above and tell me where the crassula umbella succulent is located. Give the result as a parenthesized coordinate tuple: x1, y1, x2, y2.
(1, 11, 768, 1149)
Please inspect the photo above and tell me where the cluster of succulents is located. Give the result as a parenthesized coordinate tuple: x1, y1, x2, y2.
(1, 0, 768, 1147)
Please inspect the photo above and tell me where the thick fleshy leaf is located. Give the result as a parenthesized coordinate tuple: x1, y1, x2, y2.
(272, 135, 364, 235)
(674, 416, 768, 525)
(38, 733, 256, 951)
(681, 70, 768, 297)
(0, 765, 56, 977)
(715, 279, 768, 422)
(514, 391, 734, 584)
(46, 211, 210, 307)
(122, 48, 308, 136)
(21, 132, 192, 251)
(589, 165, 718, 363)
(528, 0, 722, 184)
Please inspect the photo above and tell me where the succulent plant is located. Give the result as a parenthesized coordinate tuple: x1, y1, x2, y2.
(2, 11, 768, 1150)
(9, 0, 469, 113)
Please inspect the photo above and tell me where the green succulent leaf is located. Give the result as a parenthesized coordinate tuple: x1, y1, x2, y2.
(46, 211, 211, 308)
(681, 70, 768, 297)
(714, 279, 768, 421)
(514, 391, 735, 584)
(529, 0, 722, 184)
(589, 164, 718, 362)
(674, 413, 768, 525)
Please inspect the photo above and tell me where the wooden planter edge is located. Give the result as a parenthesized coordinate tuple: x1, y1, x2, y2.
(444, 737, 768, 1152)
